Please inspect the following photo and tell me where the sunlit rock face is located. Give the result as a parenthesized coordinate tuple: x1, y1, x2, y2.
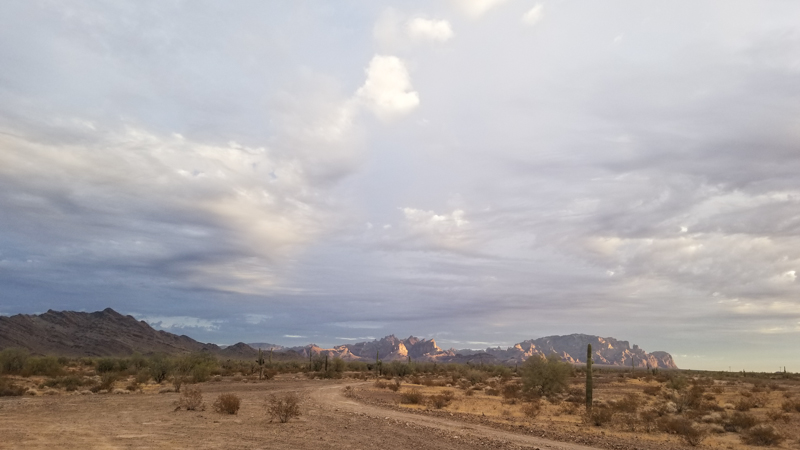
(482, 334, 677, 369)
(291, 333, 677, 368)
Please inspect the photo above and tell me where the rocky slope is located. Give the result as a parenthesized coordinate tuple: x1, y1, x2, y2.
(0, 308, 244, 358)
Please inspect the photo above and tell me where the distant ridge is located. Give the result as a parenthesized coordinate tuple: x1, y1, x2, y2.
(284, 333, 678, 369)
(0, 309, 677, 368)
(0, 308, 253, 358)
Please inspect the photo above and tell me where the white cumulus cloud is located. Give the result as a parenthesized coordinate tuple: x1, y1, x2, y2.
(356, 55, 420, 120)
(521, 4, 544, 26)
(407, 18, 454, 42)
(452, 0, 510, 18)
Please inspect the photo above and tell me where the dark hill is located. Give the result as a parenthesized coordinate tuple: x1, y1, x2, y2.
(0, 308, 226, 357)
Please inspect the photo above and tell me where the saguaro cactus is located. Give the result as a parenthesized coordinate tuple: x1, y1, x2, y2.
(256, 349, 266, 380)
(586, 344, 593, 413)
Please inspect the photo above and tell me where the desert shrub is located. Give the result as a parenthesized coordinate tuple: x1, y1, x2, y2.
(781, 398, 800, 413)
(642, 385, 661, 396)
(374, 380, 388, 389)
(213, 393, 241, 414)
(521, 399, 541, 418)
(55, 375, 90, 391)
(99, 373, 118, 391)
(750, 393, 768, 408)
(741, 424, 784, 446)
(765, 410, 790, 423)
(502, 383, 521, 403)
(521, 353, 573, 398)
(429, 393, 452, 409)
(22, 356, 63, 377)
(726, 411, 760, 431)
(464, 388, 475, 396)
(178, 385, 204, 411)
(135, 368, 150, 385)
(588, 406, 615, 426)
(0, 348, 29, 375)
(343, 386, 356, 398)
(388, 380, 401, 392)
(659, 416, 706, 445)
(266, 392, 301, 423)
(682, 424, 707, 446)
(149, 355, 171, 383)
(559, 402, 580, 415)
(639, 409, 659, 432)
(665, 374, 688, 391)
(465, 370, 488, 386)
(564, 386, 583, 404)
(400, 388, 425, 404)
(172, 374, 186, 393)
(613, 393, 642, 414)
(711, 385, 724, 394)
(96, 358, 117, 373)
(0, 377, 26, 396)
(485, 387, 500, 396)
(735, 397, 755, 411)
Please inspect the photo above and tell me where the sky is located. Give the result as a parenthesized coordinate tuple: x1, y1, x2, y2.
(1, 1, 799, 372)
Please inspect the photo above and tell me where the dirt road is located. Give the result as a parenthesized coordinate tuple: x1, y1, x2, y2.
(310, 382, 602, 450)
(0, 378, 604, 450)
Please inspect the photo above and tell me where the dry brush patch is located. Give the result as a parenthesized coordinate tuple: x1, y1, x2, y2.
(212, 393, 241, 415)
(266, 392, 301, 423)
(176, 385, 204, 411)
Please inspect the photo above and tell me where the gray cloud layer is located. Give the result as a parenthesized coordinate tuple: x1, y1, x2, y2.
(1, 1, 799, 371)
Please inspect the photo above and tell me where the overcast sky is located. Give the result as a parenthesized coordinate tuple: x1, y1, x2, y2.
(2, 1, 799, 371)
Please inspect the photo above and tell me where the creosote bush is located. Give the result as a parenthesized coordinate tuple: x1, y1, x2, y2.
(267, 392, 301, 423)
(521, 399, 542, 418)
(429, 390, 455, 409)
(213, 393, 241, 415)
(741, 424, 784, 446)
(178, 385, 204, 411)
(400, 388, 425, 405)
(520, 353, 573, 398)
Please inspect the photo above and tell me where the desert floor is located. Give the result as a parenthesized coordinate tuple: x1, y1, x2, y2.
(0, 376, 597, 450)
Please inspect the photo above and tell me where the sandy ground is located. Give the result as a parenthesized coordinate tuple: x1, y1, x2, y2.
(0, 377, 601, 450)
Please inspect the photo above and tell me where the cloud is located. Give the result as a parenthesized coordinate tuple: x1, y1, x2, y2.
(401, 208, 470, 249)
(521, 4, 544, 26)
(452, 0, 510, 18)
(356, 55, 420, 119)
(137, 315, 222, 331)
(407, 18, 454, 42)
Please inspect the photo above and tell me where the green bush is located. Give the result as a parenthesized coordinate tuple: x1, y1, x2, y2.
(96, 358, 117, 373)
(149, 355, 171, 383)
(520, 353, 573, 397)
(22, 356, 63, 377)
(0, 348, 29, 375)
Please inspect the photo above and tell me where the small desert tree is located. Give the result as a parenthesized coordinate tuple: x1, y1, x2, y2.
(521, 353, 573, 397)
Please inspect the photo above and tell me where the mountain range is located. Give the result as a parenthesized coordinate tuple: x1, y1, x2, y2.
(0, 308, 677, 368)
